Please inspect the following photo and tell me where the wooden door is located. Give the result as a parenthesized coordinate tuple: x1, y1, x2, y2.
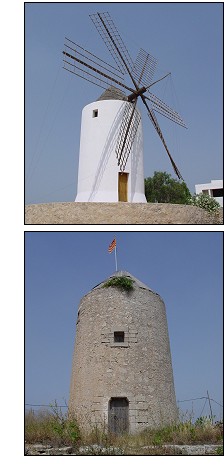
(118, 173, 128, 202)
(108, 398, 129, 434)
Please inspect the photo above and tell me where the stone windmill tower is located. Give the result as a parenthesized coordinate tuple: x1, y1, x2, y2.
(75, 87, 146, 203)
(69, 271, 178, 434)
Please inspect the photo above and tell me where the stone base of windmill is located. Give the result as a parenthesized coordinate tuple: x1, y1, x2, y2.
(25, 202, 222, 224)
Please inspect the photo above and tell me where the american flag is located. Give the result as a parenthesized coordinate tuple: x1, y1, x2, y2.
(108, 238, 116, 253)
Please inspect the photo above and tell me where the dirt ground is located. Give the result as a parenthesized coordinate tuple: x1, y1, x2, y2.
(25, 202, 223, 225)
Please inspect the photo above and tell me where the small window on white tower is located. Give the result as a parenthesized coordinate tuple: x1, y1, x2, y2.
(92, 109, 98, 118)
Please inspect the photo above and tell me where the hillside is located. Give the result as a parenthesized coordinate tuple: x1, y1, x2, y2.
(25, 202, 223, 225)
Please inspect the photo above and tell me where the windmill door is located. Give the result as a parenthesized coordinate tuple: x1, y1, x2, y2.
(108, 398, 129, 434)
(118, 173, 128, 202)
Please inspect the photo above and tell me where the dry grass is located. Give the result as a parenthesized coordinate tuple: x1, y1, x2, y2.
(25, 408, 81, 447)
(130, 421, 223, 447)
(25, 408, 223, 453)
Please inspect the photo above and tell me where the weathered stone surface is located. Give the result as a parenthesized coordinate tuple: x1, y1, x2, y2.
(25, 443, 222, 455)
(25, 444, 74, 455)
(58, 446, 73, 453)
(175, 445, 206, 455)
(78, 445, 124, 455)
(163, 444, 222, 455)
(25, 202, 223, 225)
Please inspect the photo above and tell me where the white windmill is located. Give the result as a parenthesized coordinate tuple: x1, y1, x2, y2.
(63, 12, 186, 203)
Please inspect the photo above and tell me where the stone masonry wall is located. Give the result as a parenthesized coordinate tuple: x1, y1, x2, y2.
(69, 279, 178, 433)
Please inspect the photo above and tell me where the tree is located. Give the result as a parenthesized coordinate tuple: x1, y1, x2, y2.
(145, 171, 191, 204)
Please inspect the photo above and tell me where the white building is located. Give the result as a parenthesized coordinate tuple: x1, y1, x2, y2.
(75, 87, 146, 203)
(195, 179, 223, 207)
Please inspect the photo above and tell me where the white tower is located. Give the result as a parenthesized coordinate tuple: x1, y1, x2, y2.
(75, 87, 147, 203)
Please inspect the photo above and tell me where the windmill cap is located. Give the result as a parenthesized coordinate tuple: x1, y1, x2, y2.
(96, 86, 127, 102)
(92, 270, 159, 294)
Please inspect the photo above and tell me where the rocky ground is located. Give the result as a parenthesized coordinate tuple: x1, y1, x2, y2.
(25, 442, 223, 455)
(25, 202, 223, 225)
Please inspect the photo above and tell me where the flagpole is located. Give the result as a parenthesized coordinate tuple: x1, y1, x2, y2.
(115, 243, 118, 272)
(108, 236, 118, 271)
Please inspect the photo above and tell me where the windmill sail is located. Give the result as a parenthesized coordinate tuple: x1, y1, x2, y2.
(115, 101, 141, 172)
(90, 12, 134, 76)
(64, 38, 123, 79)
(142, 96, 183, 179)
(63, 40, 133, 93)
(132, 48, 157, 88)
(144, 90, 187, 128)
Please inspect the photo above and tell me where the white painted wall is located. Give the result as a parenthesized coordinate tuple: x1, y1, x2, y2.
(75, 99, 146, 202)
(195, 179, 223, 207)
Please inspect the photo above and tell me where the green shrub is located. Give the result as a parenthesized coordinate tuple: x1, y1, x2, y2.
(195, 415, 215, 427)
(152, 433, 163, 446)
(187, 193, 220, 212)
(216, 446, 223, 455)
(103, 276, 134, 291)
(25, 402, 81, 446)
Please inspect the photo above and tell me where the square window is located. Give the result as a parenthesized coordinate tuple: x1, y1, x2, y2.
(212, 188, 223, 197)
(92, 109, 98, 118)
(114, 331, 124, 343)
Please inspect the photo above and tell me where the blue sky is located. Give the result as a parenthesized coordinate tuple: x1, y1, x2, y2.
(25, 2, 223, 204)
(25, 231, 223, 421)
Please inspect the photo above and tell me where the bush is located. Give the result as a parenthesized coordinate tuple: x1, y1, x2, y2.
(187, 193, 220, 212)
(195, 415, 215, 427)
(103, 276, 134, 291)
(216, 446, 223, 455)
(25, 402, 81, 446)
